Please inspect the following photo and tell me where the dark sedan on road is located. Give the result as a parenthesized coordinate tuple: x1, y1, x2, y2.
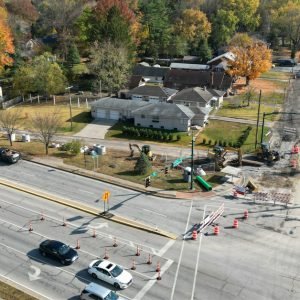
(39, 240, 78, 265)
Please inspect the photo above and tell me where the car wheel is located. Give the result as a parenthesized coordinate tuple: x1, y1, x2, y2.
(91, 273, 98, 279)
(114, 282, 120, 289)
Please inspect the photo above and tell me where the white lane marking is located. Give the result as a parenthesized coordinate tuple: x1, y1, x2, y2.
(20, 172, 35, 177)
(170, 200, 194, 300)
(0, 199, 163, 252)
(134, 259, 173, 300)
(0, 218, 155, 280)
(28, 265, 41, 281)
(79, 189, 94, 195)
(191, 205, 207, 300)
(142, 208, 167, 217)
(0, 273, 51, 300)
(152, 239, 175, 256)
(87, 222, 108, 229)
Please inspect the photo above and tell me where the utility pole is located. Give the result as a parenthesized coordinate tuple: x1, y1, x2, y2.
(190, 131, 195, 190)
(65, 86, 73, 131)
(254, 90, 262, 149)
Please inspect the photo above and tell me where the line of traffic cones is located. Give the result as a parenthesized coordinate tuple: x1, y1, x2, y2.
(136, 245, 141, 256)
(76, 239, 80, 249)
(104, 248, 109, 259)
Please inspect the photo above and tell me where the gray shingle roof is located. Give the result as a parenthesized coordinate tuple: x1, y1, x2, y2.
(172, 87, 213, 103)
(91, 98, 149, 110)
(132, 102, 194, 119)
(128, 85, 177, 97)
(170, 63, 209, 70)
(132, 64, 169, 77)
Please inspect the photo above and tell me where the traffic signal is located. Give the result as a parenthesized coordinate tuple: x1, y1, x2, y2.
(164, 167, 169, 175)
(145, 176, 151, 188)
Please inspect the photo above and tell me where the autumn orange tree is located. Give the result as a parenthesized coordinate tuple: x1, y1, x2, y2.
(0, 1, 14, 73)
(227, 33, 272, 85)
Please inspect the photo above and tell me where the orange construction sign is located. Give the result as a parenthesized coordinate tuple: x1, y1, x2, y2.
(102, 191, 110, 201)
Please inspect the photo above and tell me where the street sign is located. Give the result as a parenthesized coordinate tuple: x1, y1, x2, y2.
(102, 191, 110, 202)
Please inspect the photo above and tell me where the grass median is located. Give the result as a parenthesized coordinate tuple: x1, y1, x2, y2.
(0, 280, 37, 300)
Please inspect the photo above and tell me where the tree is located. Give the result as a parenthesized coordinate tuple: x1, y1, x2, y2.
(272, 2, 300, 58)
(6, 0, 38, 22)
(66, 43, 81, 66)
(218, 0, 260, 32)
(33, 0, 86, 59)
(31, 109, 62, 155)
(13, 53, 68, 97)
(0, 108, 22, 146)
(134, 152, 152, 175)
(227, 34, 272, 85)
(0, 2, 14, 73)
(138, 0, 172, 58)
(210, 9, 238, 50)
(88, 41, 130, 95)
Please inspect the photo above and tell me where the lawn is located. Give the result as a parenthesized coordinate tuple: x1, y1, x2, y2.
(198, 120, 268, 153)
(0, 280, 37, 300)
(105, 121, 195, 146)
(215, 102, 280, 121)
(10, 102, 92, 134)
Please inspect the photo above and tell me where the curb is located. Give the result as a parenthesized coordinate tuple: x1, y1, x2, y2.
(0, 178, 177, 240)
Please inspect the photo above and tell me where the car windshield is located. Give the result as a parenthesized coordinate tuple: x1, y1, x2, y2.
(58, 244, 70, 255)
(110, 265, 123, 278)
(104, 291, 119, 300)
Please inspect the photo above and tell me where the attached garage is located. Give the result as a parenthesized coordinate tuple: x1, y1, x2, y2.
(109, 110, 120, 120)
(96, 110, 106, 119)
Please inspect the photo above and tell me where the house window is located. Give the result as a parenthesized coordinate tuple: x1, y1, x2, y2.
(174, 128, 178, 131)
(160, 126, 164, 129)
(152, 116, 159, 123)
(137, 123, 141, 126)
(141, 114, 145, 118)
(149, 125, 153, 128)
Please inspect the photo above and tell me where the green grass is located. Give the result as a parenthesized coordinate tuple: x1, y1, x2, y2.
(0, 280, 37, 300)
(198, 120, 268, 153)
(9, 103, 92, 135)
(215, 102, 280, 121)
(105, 121, 194, 146)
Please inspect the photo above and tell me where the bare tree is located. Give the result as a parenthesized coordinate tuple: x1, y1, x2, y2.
(0, 108, 22, 146)
(31, 109, 62, 155)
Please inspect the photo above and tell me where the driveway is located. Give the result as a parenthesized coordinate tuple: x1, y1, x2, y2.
(72, 119, 117, 139)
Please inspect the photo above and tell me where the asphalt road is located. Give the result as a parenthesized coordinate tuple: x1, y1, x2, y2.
(1, 162, 300, 299)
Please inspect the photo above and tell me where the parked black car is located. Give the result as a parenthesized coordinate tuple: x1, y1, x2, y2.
(276, 59, 297, 67)
(39, 240, 78, 265)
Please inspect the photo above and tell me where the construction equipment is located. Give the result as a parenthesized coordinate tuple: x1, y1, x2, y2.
(255, 143, 280, 164)
(129, 143, 154, 161)
(0, 148, 21, 164)
(209, 146, 242, 171)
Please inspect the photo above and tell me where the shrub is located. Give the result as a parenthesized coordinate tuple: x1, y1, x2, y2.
(223, 141, 227, 147)
(214, 140, 218, 146)
(228, 141, 232, 147)
(202, 138, 206, 144)
(176, 134, 181, 141)
(208, 139, 212, 145)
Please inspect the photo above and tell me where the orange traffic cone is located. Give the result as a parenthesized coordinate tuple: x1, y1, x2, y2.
(104, 248, 109, 259)
(131, 259, 136, 270)
(233, 219, 239, 229)
(244, 210, 249, 219)
(40, 211, 45, 221)
(92, 229, 96, 238)
(157, 271, 162, 280)
(156, 261, 161, 272)
(62, 217, 66, 227)
(113, 237, 118, 247)
(192, 230, 197, 240)
(147, 254, 152, 265)
(136, 245, 141, 256)
(214, 226, 219, 235)
(76, 239, 80, 249)
(29, 222, 33, 232)
(233, 190, 238, 198)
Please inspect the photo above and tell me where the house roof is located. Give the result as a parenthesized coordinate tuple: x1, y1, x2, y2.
(207, 52, 236, 65)
(128, 85, 177, 98)
(172, 87, 214, 103)
(91, 97, 150, 110)
(190, 106, 212, 115)
(170, 63, 209, 70)
(127, 75, 144, 89)
(132, 64, 169, 77)
(132, 102, 194, 119)
(207, 88, 226, 97)
(163, 69, 233, 90)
